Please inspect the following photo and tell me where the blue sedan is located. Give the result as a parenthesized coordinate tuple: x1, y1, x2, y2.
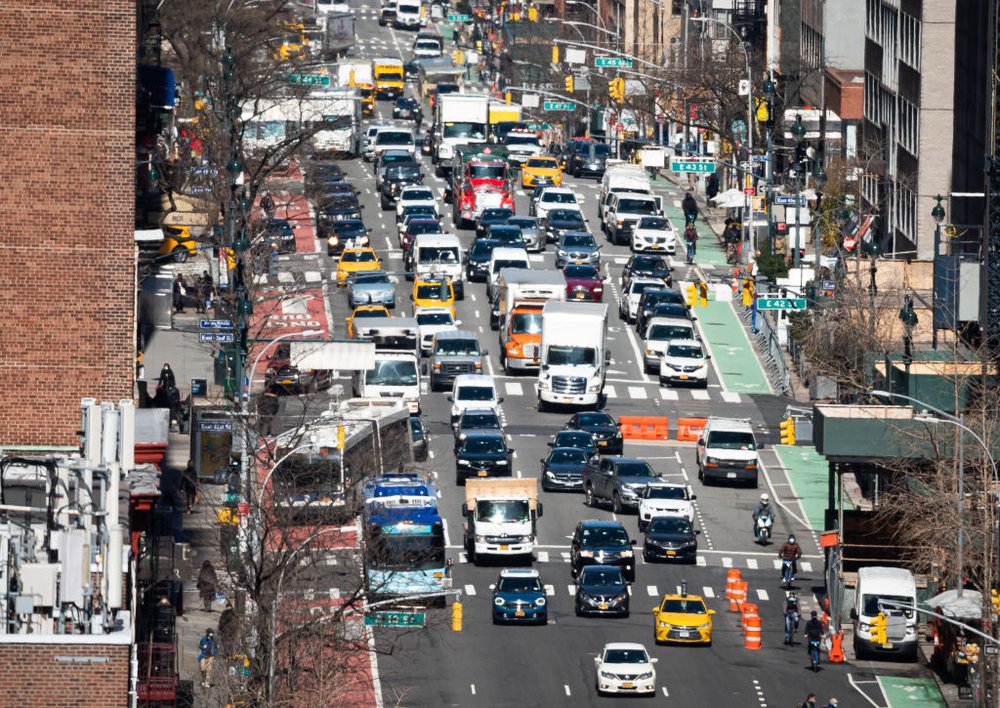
(347, 270, 396, 309)
(540, 446, 590, 492)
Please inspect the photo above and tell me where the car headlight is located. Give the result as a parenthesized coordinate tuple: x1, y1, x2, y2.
(658, 621, 671, 629)
(695, 363, 705, 369)
(637, 672, 653, 680)
(327, 236, 339, 246)
(614, 594, 627, 603)
(495, 459, 508, 465)
(579, 550, 594, 558)
(698, 622, 711, 629)
(705, 457, 719, 465)
(600, 671, 616, 680)
(588, 383, 601, 392)
(476, 535, 487, 543)
(494, 597, 505, 606)
(507, 342, 522, 356)
(544, 469, 555, 477)
(535, 597, 546, 607)
(457, 460, 471, 466)
(859, 622, 870, 632)
(620, 550, 633, 558)
(557, 250, 566, 257)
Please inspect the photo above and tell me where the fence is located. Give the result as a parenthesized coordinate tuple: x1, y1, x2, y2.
(738, 301, 791, 395)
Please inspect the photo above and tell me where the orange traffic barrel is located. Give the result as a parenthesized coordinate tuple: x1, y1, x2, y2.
(741, 603, 759, 635)
(744, 615, 762, 650)
(729, 580, 745, 612)
(725, 569, 742, 599)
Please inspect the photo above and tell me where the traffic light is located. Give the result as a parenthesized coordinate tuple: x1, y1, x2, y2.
(552, 46, 559, 64)
(991, 589, 1000, 615)
(452, 49, 465, 65)
(742, 278, 754, 307)
(608, 77, 625, 104)
(698, 281, 708, 307)
(505, 91, 512, 105)
(779, 417, 796, 445)
(685, 284, 696, 308)
(871, 612, 887, 644)
(565, 75, 574, 93)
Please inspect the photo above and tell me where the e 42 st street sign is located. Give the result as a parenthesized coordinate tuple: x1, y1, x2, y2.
(756, 297, 808, 311)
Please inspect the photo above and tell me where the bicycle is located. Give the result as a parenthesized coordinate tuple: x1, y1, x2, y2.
(782, 559, 795, 589)
(784, 611, 799, 645)
(807, 637, 821, 672)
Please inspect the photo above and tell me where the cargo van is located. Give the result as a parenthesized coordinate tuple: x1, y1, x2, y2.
(850, 566, 919, 661)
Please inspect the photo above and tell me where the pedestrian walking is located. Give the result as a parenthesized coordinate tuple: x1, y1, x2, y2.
(196, 560, 218, 612)
(800, 692, 817, 708)
(260, 191, 275, 219)
(172, 274, 186, 313)
(706, 172, 720, 202)
(196, 271, 213, 314)
(258, 390, 280, 437)
(198, 628, 217, 688)
(157, 363, 176, 391)
(182, 460, 199, 514)
(217, 600, 238, 657)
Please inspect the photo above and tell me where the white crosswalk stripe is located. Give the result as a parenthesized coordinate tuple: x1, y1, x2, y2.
(746, 558, 759, 569)
(627, 585, 633, 596)
(756, 589, 770, 601)
(659, 388, 678, 400)
(567, 584, 576, 596)
(459, 552, 468, 563)
(561, 552, 571, 562)
(505, 382, 524, 397)
(465, 584, 476, 596)
(545, 584, 555, 596)
(304, 270, 321, 282)
(690, 389, 710, 400)
(722, 557, 733, 568)
(703, 587, 715, 598)
(603, 384, 618, 398)
(801, 561, 813, 573)
(720, 391, 742, 403)
(537, 551, 549, 563)
(646, 585, 658, 596)
(696, 555, 707, 566)
(628, 386, 648, 400)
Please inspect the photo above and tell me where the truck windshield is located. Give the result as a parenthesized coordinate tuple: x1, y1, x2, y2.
(706, 431, 756, 450)
(469, 164, 506, 180)
(648, 325, 692, 340)
(547, 345, 596, 366)
(476, 499, 530, 523)
(368, 533, 444, 571)
(365, 359, 418, 385)
(618, 198, 656, 213)
(377, 131, 413, 145)
(511, 312, 542, 334)
(444, 122, 486, 139)
(861, 594, 915, 618)
(436, 339, 479, 356)
(418, 246, 459, 263)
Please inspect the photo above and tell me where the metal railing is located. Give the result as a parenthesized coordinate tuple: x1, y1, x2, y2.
(738, 302, 791, 395)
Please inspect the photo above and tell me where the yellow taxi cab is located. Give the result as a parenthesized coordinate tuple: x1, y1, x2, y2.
(159, 225, 198, 263)
(521, 156, 563, 189)
(652, 586, 715, 645)
(335, 248, 382, 284)
(346, 305, 391, 338)
(411, 275, 456, 319)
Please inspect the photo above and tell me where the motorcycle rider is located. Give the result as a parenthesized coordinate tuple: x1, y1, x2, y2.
(751, 493, 772, 537)
(779, 534, 803, 579)
(784, 591, 801, 645)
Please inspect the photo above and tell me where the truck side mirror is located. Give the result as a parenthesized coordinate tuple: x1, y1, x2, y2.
(697, 437, 705, 446)
(536, 501, 543, 518)
(850, 608, 858, 620)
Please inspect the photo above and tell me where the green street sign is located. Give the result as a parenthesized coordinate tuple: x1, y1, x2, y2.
(756, 297, 807, 311)
(595, 57, 633, 69)
(543, 101, 576, 111)
(364, 611, 426, 627)
(288, 73, 330, 86)
(670, 159, 716, 174)
(447, 13, 471, 21)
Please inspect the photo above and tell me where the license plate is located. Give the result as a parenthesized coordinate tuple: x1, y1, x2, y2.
(666, 550, 676, 556)
(883, 642, 893, 649)
(598, 603, 608, 610)
(573, 259, 585, 264)
(727, 472, 737, 479)
(598, 440, 608, 446)
(621, 683, 633, 689)
(514, 610, 525, 617)
(279, 379, 293, 385)
(678, 632, 692, 638)
(680, 374, 689, 380)
(477, 471, 488, 477)
(500, 545, 509, 551)
(650, 244, 661, 249)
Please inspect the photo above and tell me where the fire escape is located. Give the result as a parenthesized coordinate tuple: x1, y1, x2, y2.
(986, 0, 1000, 353)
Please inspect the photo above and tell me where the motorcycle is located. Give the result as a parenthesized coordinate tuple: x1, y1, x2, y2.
(754, 512, 773, 545)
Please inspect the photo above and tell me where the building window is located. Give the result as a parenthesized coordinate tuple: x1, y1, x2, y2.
(898, 97, 918, 157)
(899, 11, 921, 69)
(893, 184, 917, 249)
(864, 71, 880, 124)
(672, 0, 682, 16)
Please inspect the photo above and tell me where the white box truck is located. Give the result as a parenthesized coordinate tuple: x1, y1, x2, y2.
(308, 88, 363, 156)
(537, 301, 609, 410)
(434, 94, 490, 166)
(335, 60, 373, 87)
(463, 478, 542, 563)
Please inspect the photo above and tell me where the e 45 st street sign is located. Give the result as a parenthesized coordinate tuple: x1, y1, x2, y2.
(595, 57, 632, 68)
(756, 297, 808, 311)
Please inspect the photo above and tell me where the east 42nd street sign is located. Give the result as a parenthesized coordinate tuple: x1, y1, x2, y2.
(756, 297, 808, 311)
(364, 611, 426, 627)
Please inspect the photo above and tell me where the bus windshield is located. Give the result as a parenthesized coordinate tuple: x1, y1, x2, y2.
(368, 530, 444, 571)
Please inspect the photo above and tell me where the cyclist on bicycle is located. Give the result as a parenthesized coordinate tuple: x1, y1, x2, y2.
(784, 591, 800, 645)
(682, 192, 699, 225)
(779, 534, 803, 579)
(804, 610, 824, 666)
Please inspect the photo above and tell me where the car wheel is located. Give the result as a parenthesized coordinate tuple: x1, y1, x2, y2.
(612, 493, 623, 514)
(643, 549, 654, 563)
(537, 396, 548, 413)
(584, 485, 595, 507)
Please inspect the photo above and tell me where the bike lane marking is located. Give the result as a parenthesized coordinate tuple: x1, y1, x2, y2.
(691, 298, 772, 394)
(876, 675, 945, 707)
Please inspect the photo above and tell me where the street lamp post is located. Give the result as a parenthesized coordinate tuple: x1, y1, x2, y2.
(931, 195, 946, 350)
(790, 113, 806, 269)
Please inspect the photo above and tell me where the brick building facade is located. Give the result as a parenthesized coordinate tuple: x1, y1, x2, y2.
(0, 0, 136, 445)
(0, 640, 130, 707)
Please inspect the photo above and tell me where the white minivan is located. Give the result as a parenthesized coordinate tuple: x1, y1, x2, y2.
(851, 566, 919, 661)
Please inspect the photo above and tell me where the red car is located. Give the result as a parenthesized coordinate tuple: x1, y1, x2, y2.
(563, 264, 605, 302)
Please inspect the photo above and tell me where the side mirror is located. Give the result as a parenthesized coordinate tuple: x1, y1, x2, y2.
(705, 355, 712, 360)
(536, 501, 543, 518)
(546, 441, 554, 447)
(651, 606, 660, 613)
(650, 658, 659, 664)
(758, 443, 767, 450)
(696, 437, 705, 446)
(489, 584, 496, 591)
(850, 608, 858, 620)
(707, 609, 716, 616)
(360, 204, 366, 209)
(446, 396, 454, 402)
(690, 494, 697, 500)
(593, 657, 601, 665)
(497, 397, 504, 403)
(539, 459, 545, 465)
(482, 349, 489, 356)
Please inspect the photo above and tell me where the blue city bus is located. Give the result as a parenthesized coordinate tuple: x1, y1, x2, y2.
(363, 474, 451, 604)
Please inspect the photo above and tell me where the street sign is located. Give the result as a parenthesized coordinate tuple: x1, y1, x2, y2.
(773, 194, 806, 207)
(756, 297, 808, 311)
(364, 611, 426, 627)
(447, 13, 471, 21)
(670, 158, 716, 174)
(743, 187, 756, 196)
(288, 73, 330, 86)
(594, 57, 633, 69)
(200, 319, 233, 330)
(543, 101, 576, 111)
(750, 154, 769, 163)
(199, 332, 235, 344)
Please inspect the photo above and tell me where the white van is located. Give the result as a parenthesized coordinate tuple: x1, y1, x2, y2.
(412, 233, 465, 299)
(486, 247, 531, 301)
(364, 123, 395, 161)
(599, 166, 651, 221)
(851, 566, 919, 661)
(394, 0, 422, 28)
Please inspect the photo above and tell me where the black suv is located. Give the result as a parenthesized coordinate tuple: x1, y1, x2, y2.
(453, 408, 503, 452)
(565, 412, 623, 455)
(380, 163, 424, 209)
(621, 254, 672, 293)
(464, 238, 500, 281)
(642, 515, 699, 563)
(565, 141, 611, 179)
(455, 431, 512, 485)
(636, 289, 688, 336)
(570, 520, 636, 582)
(575, 565, 630, 617)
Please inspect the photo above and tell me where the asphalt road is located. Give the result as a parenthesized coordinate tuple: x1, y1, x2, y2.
(255, 8, 934, 707)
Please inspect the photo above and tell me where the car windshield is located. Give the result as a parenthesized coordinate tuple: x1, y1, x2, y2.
(648, 325, 692, 340)
(457, 385, 495, 401)
(490, 226, 521, 239)
(654, 304, 689, 318)
(549, 448, 588, 464)
(644, 486, 686, 500)
(644, 291, 683, 308)
(861, 594, 915, 618)
(706, 431, 756, 450)
(616, 461, 658, 478)
(630, 281, 658, 295)
(547, 345, 595, 366)
(341, 251, 376, 263)
(387, 165, 421, 179)
(550, 209, 584, 223)
(581, 527, 629, 547)
(577, 412, 614, 427)
(462, 436, 506, 454)
(556, 431, 593, 448)
(635, 258, 669, 273)
(658, 598, 707, 615)
(563, 265, 599, 280)
(353, 272, 389, 285)
(604, 649, 648, 664)
(511, 312, 542, 334)
(416, 311, 453, 325)
(404, 205, 436, 216)
(618, 198, 656, 213)
(498, 576, 542, 593)
(526, 158, 557, 168)
(415, 40, 439, 50)
(462, 412, 500, 428)
(416, 283, 450, 300)
(482, 209, 514, 221)
(584, 144, 612, 157)
(353, 309, 387, 319)
(377, 131, 413, 145)
(543, 192, 576, 204)
(403, 188, 434, 201)
(436, 339, 479, 356)
(469, 164, 506, 180)
(470, 241, 499, 257)
(408, 222, 441, 235)
(417, 246, 459, 263)
(364, 359, 418, 386)
(563, 233, 595, 248)
(638, 217, 668, 229)
(443, 122, 485, 139)
(581, 568, 624, 586)
(649, 517, 693, 534)
(492, 259, 528, 273)
(334, 221, 365, 236)
(668, 345, 704, 358)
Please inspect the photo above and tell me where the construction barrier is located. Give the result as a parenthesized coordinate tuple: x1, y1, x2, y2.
(829, 631, 845, 663)
(725, 569, 742, 599)
(744, 614, 762, 650)
(741, 603, 759, 635)
(675, 417, 708, 442)
(619, 416, 670, 441)
(729, 580, 746, 612)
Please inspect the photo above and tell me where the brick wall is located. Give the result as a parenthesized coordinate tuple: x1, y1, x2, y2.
(0, 642, 129, 707)
(0, 1, 136, 445)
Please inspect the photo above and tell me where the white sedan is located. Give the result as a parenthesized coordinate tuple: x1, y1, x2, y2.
(593, 642, 658, 696)
(395, 185, 438, 223)
(631, 215, 677, 254)
(638, 483, 696, 532)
